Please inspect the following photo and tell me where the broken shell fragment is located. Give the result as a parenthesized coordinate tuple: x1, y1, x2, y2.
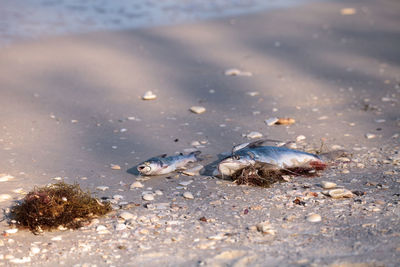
(320, 181, 337, 189)
(142, 91, 157, 100)
(245, 131, 263, 139)
(190, 106, 206, 114)
(224, 68, 253, 77)
(275, 118, 295, 125)
(325, 188, 354, 199)
(307, 214, 322, 222)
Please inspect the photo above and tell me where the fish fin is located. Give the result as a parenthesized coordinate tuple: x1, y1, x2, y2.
(253, 161, 280, 170)
(319, 150, 348, 162)
(156, 154, 167, 158)
(232, 139, 282, 153)
(189, 151, 202, 160)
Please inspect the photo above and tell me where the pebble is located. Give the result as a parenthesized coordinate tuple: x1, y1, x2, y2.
(130, 181, 144, 189)
(183, 191, 194, 199)
(296, 135, 306, 142)
(190, 106, 206, 114)
(96, 225, 109, 234)
(96, 186, 109, 191)
(119, 211, 135, 221)
(0, 194, 11, 202)
(245, 131, 263, 139)
(0, 174, 14, 182)
(365, 133, 376, 139)
(321, 181, 337, 189)
(142, 91, 157, 100)
(143, 193, 154, 201)
(155, 190, 163, 196)
(265, 117, 279, 126)
(325, 188, 354, 199)
(307, 214, 322, 222)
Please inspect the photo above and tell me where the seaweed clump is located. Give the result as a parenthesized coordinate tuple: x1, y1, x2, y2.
(10, 182, 111, 233)
(231, 162, 319, 188)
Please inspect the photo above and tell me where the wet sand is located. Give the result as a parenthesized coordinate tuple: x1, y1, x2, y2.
(0, 0, 399, 266)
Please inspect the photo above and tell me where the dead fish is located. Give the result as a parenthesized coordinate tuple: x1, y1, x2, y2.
(218, 140, 326, 176)
(137, 151, 201, 176)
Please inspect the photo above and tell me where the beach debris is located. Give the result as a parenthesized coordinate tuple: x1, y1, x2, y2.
(320, 181, 337, 189)
(190, 106, 206, 114)
(244, 131, 263, 139)
(119, 211, 135, 221)
(246, 91, 259, 96)
(218, 139, 327, 177)
(130, 181, 144, 189)
(265, 117, 296, 126)
(142, 91, 157, 100)
(0, 174, 14, 182)
(256, 221, 276, 235)
(10, 182, 111, 233)
(183, 191, 194, 199)
(137, 151, 201, 176)
(96, 186, 109, 191)
(4, 228, 18, 234)
(142, 193, 154, 201)
(306, 214, 322, 223)
(224, 68, 253, 77)
(0, 194, 11, 202)
(111, 164, 121, 170)
(182, 165, 203, 176)
(324, 188, 354, 199)
(365, 133, 376, 139)
(296, 135, 306, 142)
(340, 8, 356, 15)
(231, 162, 286, 187)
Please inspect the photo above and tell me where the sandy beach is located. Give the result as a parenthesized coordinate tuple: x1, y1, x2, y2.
(0, 0, 399, 265)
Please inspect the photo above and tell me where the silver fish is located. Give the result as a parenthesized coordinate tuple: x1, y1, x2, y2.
(137, 151, 201, 176)
(218, 141, 326, 176)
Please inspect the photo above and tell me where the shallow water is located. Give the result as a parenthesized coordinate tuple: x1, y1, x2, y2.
(0, 0, 306, 47)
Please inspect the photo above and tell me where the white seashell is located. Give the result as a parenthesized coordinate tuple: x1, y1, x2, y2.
(130, 181, 144, 189)
(307, 214, 321, 222)
(320, 181, 337, 189)
(265, 117, 279, 126)
(183, 191, 194, 199)
(190, 106, 206, 114)
(0, 174, 14, 182)
(142, 91, 157, 100)
(96, 186, 109, 191)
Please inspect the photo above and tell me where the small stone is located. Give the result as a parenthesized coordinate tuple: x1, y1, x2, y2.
(183, 191, 194, 199)
(0, 174, 14, 182)
(190, 106, 206, 114)
(143, 193, 154, 201)
(365, 133, 376, 139)
(119, 212, 135, 221)
(265, 117, 279, 126)
(142, 91, 157, 100)
(96, 225, 109, 234)
(245, 131, 263, 139)
(4, 228, 18, 234)
(96, 186, 109, 191)
(326, 188, 354, 199)
(321, 181, 337, 189)
(179, 180, 193, 186)
(307, 214, 321, 222)
(111, 164, 121, 170)
(130, 181, 144, 189)
(296, 135, 306, 142)
(155, 190, 163, 196)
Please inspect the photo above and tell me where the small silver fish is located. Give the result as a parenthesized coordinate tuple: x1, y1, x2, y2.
(137, 151, 201, 176)
(218, 141, 326, 176)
